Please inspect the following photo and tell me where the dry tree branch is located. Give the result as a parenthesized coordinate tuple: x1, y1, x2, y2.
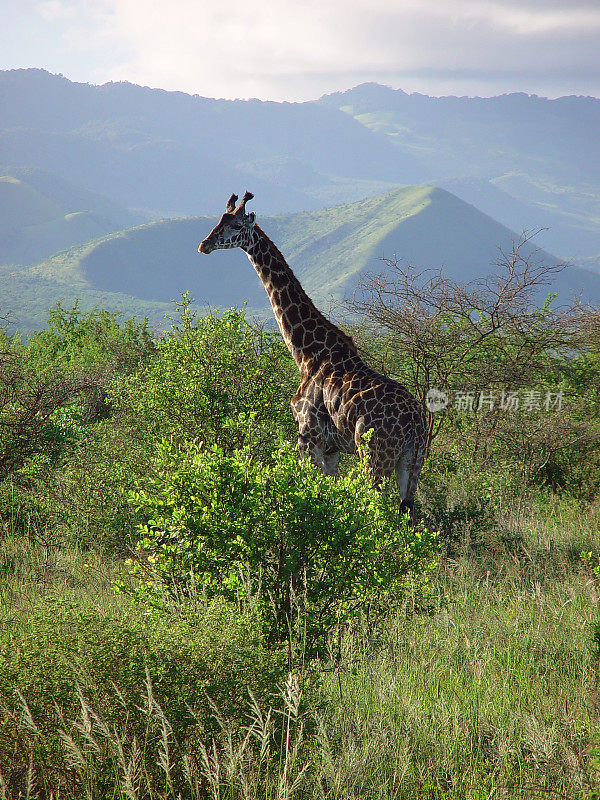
(345, 233, 589, 448)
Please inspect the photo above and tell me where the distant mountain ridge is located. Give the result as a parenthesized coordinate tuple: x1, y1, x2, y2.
(0, 69, 406, 217)
(1, 70, 599, 332)
(319, 82, 600, 270)
(1, 69, 598, 272)
(319, 82, 600, 185)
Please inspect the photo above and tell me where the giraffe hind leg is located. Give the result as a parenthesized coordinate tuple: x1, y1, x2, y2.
(395, 450, 414, 520)
(400, 441, 426, 524)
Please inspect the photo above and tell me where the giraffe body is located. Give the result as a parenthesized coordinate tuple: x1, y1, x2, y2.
(199, 192, 427, 517)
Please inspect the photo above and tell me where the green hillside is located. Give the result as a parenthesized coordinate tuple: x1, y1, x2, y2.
(0, 175, 62, 230)
(262, 185, 433, 296)
(6, 184, 596, 332)
(0, 167, 144, 266)
(21, 186, 459, 316)
(0, 264, 172, 334)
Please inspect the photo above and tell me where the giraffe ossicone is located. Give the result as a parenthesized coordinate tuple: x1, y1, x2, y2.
(198, 192, 427, 520)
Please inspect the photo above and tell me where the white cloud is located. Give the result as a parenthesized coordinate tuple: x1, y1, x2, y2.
(29, 0, 600, 100)
(36, 0, 75, 21)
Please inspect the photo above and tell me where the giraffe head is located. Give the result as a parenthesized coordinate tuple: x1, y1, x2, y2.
(198, 191, 256, 254)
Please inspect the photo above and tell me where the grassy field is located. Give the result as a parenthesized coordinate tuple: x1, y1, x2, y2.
(316, 496, 600, 798)
(2, 486, 599, 798)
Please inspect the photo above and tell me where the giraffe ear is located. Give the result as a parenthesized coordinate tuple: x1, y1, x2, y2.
(248, 211, 256, 225)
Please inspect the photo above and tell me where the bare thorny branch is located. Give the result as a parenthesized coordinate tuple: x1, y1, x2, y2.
(345, 233, 597, 454)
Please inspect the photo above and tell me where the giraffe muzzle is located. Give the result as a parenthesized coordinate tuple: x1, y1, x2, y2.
(198, 240, 213, 254)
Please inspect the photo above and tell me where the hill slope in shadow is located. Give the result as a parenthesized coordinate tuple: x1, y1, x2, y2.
(0, 167, 145, 265)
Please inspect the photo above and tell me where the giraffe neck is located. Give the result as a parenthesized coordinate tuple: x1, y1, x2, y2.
(243, 225, 357, 374)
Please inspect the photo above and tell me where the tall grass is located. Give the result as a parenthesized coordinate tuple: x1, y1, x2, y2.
(2, 494, 599, 798)
(312, 498, 600, 798)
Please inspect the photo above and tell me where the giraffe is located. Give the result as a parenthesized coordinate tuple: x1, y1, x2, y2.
(198, 191, 427, 519)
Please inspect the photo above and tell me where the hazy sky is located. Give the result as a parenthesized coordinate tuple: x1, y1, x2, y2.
(2, 0, 599, 101)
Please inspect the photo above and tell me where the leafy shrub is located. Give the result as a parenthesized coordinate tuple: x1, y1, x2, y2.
(0, 408, 146, 553)
(1, 300, 297, 555)
(0, 340, 96, 480)
(25, 302, 154, 383)
(110, 297, 297, 456)
(1, 304, 153, 550)
(1, 302, 151, 484)
(128, 438, 438, 653)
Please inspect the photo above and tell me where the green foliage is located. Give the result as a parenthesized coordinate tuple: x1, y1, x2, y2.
(532, 344, 600, 498)
(312, 539, 600, 799)
(1, 289, 600, 798)
(0, 595, 282, 732)
(25, 301, 154, 380)
(0, 593, 285, 797)
(128, 436, 438, 653)
(0, 303, 152, 477)
(1, 301, 297, 554)
(110, 297, 296, 455)
(0, 335, 82, 480)
(1, 412, 145, 551)
(0, 304, 155, 551)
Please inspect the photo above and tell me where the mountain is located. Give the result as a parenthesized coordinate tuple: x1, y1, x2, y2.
(0, 69, 408, 217)
(6, 186, 599, 332)
(2, 70, 599, 270)
(319, 83, 600, 269)
(438, 177, 600, 272)
(319, 83, 600, 187)
(2, 70, 599, 331)
(0, 167, 145, 265)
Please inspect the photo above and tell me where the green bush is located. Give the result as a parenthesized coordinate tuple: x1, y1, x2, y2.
(2, 301, 296, 552)
(129, 438, 438, 654)
(110, 298, 297, 456)
(25, 302, 154, 383)
(0, 303, 154, 547)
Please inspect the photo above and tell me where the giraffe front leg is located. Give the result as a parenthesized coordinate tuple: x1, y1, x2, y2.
(297, 431, 329, 473)
(322, 451, 340, 477)
(292, 386, 335, 475)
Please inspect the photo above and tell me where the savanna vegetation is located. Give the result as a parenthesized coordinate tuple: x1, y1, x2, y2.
(2, 244, 600, 799)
